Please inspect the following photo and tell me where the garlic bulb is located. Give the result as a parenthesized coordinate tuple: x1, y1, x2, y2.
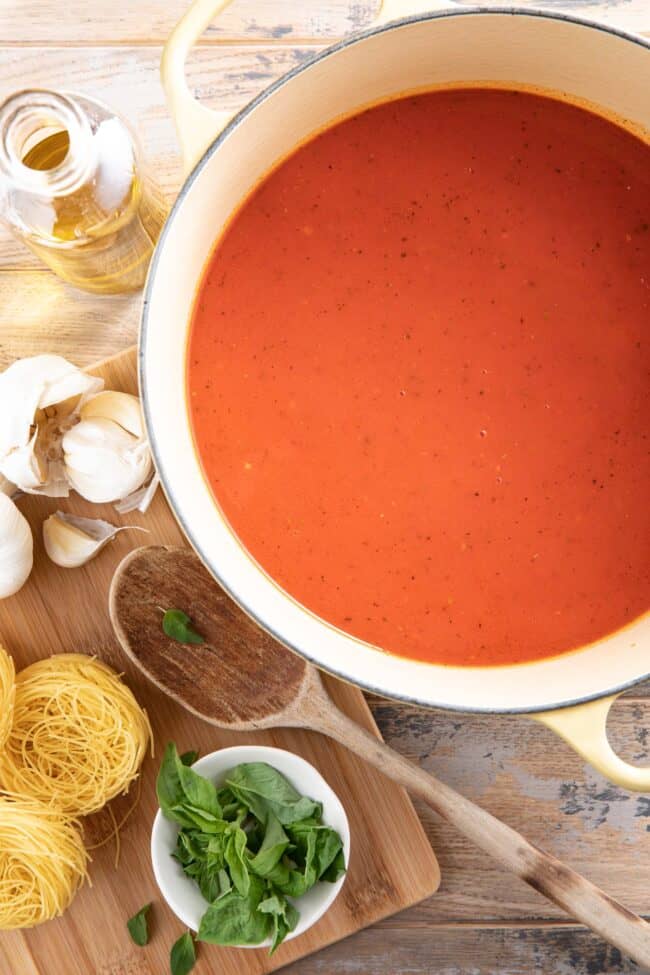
(43, 512, 147, 569)
(0, 355, 102, 497)
(62, 391, 154, 507)
(0, 493, 33, 597)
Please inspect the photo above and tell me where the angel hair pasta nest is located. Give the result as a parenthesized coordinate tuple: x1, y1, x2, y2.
(0, 795, 88, 929)
(0, 653, 152, 816)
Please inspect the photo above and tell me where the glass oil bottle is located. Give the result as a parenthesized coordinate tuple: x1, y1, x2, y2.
(0, 89, 167, 294)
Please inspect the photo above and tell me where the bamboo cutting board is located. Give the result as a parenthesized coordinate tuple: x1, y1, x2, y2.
(0, 346, 440, 975)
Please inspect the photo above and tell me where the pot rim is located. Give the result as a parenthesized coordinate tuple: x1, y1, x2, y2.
(140, 5, 650, 715)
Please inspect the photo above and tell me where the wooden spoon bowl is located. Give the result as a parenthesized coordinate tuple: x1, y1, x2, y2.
(110, 544, 307, 728)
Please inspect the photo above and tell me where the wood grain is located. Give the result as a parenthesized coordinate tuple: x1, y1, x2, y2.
(279, 925, 645, 974)
(0, 347, 440, 975)
(0, 0, 648, 43)
(371, 700, 650, 922)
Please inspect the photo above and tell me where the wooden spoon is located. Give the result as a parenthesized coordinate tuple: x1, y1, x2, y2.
(110, 545, 650, 967)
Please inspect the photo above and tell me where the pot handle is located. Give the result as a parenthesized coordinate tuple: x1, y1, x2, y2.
(162, 0, 461, 173)
(161, 0, 235, 175)
(533, 694, 650, 792)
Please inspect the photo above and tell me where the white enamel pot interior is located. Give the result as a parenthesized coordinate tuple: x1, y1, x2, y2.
(141, 7, 650, 785)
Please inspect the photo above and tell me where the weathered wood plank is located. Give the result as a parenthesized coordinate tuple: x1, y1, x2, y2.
(0, 0, 373, 43)
(367, 695, 650, 922)
(0, 0, 648, 44)
(279, 925, 643, 974)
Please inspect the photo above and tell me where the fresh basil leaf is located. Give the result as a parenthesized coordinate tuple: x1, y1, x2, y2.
(162, 609, 205, 645)
(225, 763, 322, 825)
(225, 827, 250, 897)
(157, 742, 185, 818)
(321, 846, 346, 884)
(180, 750, 199, 767)
(257, 892, 285, 915)
(157, 743, 222, 831)
(197, 862, 226, 903)
(177, 759, 222, 819)
(168, 804, 220, 834)
(170, 931, 196, 975)
(126, 903, 151, 946)
(258, 891, 299, 954)
(216, 868, 232, 899)
(197, 875, 270, 946)
(216, 786, 240, 820)
(288, 822, 345, 881)
(248, 813, 289, 878)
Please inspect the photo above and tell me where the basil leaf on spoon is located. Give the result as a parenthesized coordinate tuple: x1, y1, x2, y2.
(162, 609, 205, 645)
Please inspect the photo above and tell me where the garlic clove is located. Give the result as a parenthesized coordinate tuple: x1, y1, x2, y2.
(0, 493, 33, 597)
(62, 418, 152, 505)
(80, 390, 145, 439)
(63, 417, 135, 472)
(42, 512, 147, 569)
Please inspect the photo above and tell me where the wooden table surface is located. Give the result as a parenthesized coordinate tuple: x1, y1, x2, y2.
(0, 2, 649, 972)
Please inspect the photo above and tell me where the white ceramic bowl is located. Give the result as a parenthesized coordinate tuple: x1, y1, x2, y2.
(151, 745, 350, 947)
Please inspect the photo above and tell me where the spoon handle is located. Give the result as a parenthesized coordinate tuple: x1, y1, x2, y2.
(308, 696, 650, 967)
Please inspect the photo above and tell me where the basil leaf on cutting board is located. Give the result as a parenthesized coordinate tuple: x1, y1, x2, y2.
(170, 931, 196, 975)
(126, 903, 151, 946)
(180, 749, 199, 767)
(162, 608, 205, 645)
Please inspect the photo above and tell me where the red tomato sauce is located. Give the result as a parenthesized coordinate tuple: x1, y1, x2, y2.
(188, 88, 650, 667)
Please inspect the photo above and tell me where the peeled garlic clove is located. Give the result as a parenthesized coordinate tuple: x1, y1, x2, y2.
(80, 390, 144, 439)
(0, 493, 33, 597)
(62, 417, 152, 505)
(42, 512, 147, 568)
(0, 355, 102, 495)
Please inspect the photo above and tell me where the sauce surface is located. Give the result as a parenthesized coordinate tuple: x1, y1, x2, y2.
(189, 88, 650, 666)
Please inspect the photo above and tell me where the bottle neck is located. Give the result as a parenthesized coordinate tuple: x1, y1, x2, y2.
(0, 89, 95, 197)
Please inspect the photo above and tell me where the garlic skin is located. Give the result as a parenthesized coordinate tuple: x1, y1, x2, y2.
(43, 512, 146, 569)
(0, 493, 33, 597)
(0, 355, 102, 497)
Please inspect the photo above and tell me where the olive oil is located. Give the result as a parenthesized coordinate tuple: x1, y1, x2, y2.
(0, 90, 166, 294)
